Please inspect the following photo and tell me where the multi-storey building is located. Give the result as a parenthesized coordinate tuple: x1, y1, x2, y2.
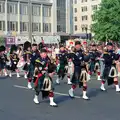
(0, 0, 73, 44)
(73, 0, 101, 37)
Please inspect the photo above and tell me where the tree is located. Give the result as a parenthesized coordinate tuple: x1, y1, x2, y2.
(0, 37, 5, 45)
(91, 0, 120, 41)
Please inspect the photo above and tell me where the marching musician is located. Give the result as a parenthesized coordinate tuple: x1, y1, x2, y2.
(9, 45, 20, 78)
(56, 44, 68, 84)
(68, 41, 90, 100)
(100, 42, 120, 92)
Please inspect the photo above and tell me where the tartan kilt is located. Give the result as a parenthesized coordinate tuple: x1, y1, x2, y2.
(57, 64, 66, 78)
(71, 66, 81, 84)
(0, 62, 6, 70)
(102, 66, 114, 86)
(23, 63, 29, 71)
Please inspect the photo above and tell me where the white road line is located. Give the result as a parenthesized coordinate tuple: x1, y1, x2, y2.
(13, 85, 81, 99)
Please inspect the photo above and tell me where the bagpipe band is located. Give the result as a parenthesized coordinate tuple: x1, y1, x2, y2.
(109, 66, 118, 78)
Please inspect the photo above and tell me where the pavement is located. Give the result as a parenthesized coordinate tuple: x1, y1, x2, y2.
(0, 73, 120, 120)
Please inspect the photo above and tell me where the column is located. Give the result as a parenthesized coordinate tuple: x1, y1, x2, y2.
(51, 0, 57, 35)
(41, 4, 43, 34)
(5, 0, 8, 35)
(17, 1, 20, 34)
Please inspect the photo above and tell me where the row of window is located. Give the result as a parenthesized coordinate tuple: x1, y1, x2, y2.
(0, 21, 51, 32)
(74, 15, 95, 22)
(0, 2, 51, 17)
(74, 24, 88, 32)
(74, 5, 98, 13)
(74, 0, 98, 4)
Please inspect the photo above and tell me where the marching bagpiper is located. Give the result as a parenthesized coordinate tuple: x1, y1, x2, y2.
(33, 49, 57, 106)
(100, 42, 120, 92)
(56, 44, 68, 84)
(23, 41, 32, 82)
(9, 45, 20, 78)
(68, 41, 90, 100)
(0, 45, 8, 76)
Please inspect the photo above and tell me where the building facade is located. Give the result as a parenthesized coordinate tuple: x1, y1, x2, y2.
(0, 0, 73, 44)
(73, 0, 101, 36)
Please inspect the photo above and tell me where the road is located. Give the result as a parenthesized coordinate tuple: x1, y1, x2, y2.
(0, 74, 120, 120)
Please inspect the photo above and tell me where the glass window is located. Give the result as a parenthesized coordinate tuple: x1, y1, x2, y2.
(0, 2, 5, 13)
(82, 15, 88, 21)
(75, 17, 77, 21)
(32, 6, 40, 16)
(43, 23, 51, 32)
(43, 6, 51, 17)
(32, 23, 39, 32)
(75, 8, 77, 13)
(57, 25, 61, 32)
(74, 0, 77, 4)
(92, 5, 98, 10)
(8, 3, 17, 14)
(81, 6, 87, 12)
(20, 22, 28, 32)
(75, 25, 77, 31)
(20, 4, 28, 15)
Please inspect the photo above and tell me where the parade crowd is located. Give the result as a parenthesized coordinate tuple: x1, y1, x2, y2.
(0, 40, 120, 107)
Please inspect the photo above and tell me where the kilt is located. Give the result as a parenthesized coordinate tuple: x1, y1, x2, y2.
(57, 64, 66, 78)
(0, 62, 6, 70)
(102, 66, 114, 86)
(71, 66, 81, 84)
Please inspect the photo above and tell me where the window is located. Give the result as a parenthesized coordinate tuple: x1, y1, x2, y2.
(57, 25, 61, 32)
(81, 0, 87, 3)
(32, 23, 40, 32)
(92, 5, 97, 10)
(82, 15, 88, 21)
(75, 25, 77, 31)
(81, 24, 88, 32)
(75, 17, 77, 21)
(43, 23, 51, 32)
(7, 21, 18, 31)
(0, 2, 5, 13)
(8, 3, 17, 14)
(81, 6, 87, 12)
(74, 0, 77, 4)
(20, 22, 28, 32)
(57, 10, 60, 20)
(32, 6, 40, 16)
(75, 8, 77, 13)
(43, 6, 51, 17)
(20, 4, 28, 15)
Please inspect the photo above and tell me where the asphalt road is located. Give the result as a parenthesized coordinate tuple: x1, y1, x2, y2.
(0, 73, 120, 120)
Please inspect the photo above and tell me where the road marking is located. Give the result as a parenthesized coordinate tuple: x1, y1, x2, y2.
(13, 85, 81, 99)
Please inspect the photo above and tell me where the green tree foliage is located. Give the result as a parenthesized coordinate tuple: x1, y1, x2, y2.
(0, 37, 5, 45)
(91, 0, 120, 41)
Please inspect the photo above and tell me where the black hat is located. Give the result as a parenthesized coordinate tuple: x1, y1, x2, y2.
(41, 49, 47, 53)
(107, 42, 113, 46)
(75, 41, 81, 46)
(23, 41, 31, 51)
(38, 42, 45, 50)
(32, 43, 37, 46)
(59, 44, 64, 48)
(10, 45, 17, 54)
(0, 45, 5, 52)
